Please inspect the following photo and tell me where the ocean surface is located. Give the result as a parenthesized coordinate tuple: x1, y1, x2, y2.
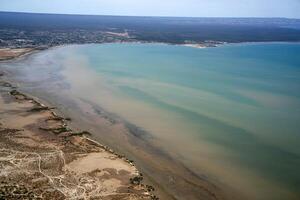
(7, 43, 300, 199)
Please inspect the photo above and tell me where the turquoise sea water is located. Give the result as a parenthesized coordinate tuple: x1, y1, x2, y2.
(56, 43, 300, 199)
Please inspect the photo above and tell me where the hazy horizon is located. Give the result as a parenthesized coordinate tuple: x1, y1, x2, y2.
(1, 10, 300, 19)
(0, 0, 300, 19)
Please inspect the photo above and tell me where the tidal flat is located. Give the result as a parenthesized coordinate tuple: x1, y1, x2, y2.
(1, 42, 300, 200)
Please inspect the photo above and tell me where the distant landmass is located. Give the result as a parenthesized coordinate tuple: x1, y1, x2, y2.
(1, 11, 300, 200)
(1, 11, 300, 48)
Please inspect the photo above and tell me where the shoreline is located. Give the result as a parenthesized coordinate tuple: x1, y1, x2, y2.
(1, 40, 297, 60)
(0, 48, 39, 62)
(0, 44, 229, 200)
(0, 51, 160, 199)
(1, 41, 299, 199)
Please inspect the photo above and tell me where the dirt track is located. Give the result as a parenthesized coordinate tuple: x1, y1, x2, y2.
(0, 76, 157, 199)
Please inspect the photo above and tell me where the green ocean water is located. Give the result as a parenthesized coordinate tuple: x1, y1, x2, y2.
(55, 43, 300, 199)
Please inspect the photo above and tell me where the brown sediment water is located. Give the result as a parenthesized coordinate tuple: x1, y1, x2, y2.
(1, 43, 300, 200)
(0, 47, 236, 200)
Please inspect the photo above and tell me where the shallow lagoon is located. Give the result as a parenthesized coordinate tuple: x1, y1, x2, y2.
(61, 43, 300, 199)
(8, 43, 300, 199)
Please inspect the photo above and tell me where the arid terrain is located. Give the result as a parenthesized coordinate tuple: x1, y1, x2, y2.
(0, 63, 157, 199)
(0, 48, 35, 61)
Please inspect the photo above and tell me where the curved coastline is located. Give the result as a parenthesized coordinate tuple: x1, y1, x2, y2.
(0, 55, 159, 199)
(1, 42, 300, 200)
(0, 45, 231, 200)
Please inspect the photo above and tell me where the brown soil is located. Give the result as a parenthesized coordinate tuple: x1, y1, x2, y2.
(0, 76, 157, 199)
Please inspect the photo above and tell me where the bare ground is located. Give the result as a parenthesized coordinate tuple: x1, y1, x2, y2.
(0, 48, 35, 61)
(0, 77, 157, 199)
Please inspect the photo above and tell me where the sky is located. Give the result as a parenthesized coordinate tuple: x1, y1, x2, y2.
(0, 0, 300, 19)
